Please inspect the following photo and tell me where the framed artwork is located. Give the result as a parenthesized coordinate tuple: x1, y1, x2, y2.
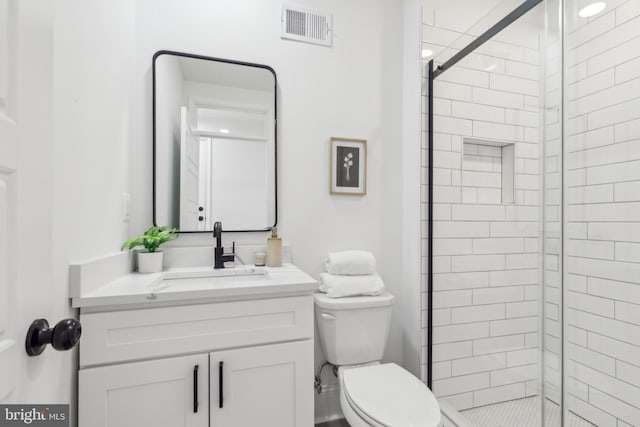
(329, 137, 367, 195)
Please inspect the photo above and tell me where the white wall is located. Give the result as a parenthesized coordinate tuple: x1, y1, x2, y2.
(564, 0, 640, 425)
(53, 1, 135, 422)
(54, 0, 134, 261)
(401, 0, 424, 380)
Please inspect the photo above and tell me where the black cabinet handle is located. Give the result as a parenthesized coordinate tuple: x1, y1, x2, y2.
(193, 365, 199, 413)
(219, 361, 224, 408)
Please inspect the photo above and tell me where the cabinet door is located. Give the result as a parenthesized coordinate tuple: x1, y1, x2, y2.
(79, 353, 208, 427)
(211, 340, 313, 427)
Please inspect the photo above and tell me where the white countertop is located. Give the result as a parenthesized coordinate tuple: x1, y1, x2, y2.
(71, 263, 317, 310)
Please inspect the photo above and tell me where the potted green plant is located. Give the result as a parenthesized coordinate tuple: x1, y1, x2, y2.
(121, 225, 179, 273)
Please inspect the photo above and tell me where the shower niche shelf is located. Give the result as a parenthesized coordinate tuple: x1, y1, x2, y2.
(462, 137, 514, 205)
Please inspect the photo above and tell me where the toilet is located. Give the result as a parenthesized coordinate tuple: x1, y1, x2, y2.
(315, 292, 441, 427)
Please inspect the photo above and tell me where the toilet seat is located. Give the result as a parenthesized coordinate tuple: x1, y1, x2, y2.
(342, 363, 441, 427)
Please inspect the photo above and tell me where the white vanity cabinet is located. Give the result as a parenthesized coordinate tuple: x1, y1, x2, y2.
(210, 340, 312, 426)
(77, 295, 314, 427)
(79, 353, 209, 427)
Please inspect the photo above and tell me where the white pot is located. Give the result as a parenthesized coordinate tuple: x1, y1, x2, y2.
(137, 251, 163, 273)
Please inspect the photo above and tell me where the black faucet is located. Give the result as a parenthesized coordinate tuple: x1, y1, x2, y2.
(213, 221, 235, 269)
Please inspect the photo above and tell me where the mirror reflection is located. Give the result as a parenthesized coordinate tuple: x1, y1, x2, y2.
(153, 51, 277, 232)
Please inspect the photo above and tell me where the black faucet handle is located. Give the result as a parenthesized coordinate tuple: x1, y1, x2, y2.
(213, 221, 224, 250)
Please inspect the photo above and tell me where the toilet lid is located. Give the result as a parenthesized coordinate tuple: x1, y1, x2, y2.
(343, 363, 441, 427)
(314, 292, 394, 309)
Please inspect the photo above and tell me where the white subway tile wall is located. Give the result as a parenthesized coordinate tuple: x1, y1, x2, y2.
(421, 17, 542, 410)
(564, 1, 640, 425)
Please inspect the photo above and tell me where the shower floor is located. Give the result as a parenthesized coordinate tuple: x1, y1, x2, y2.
(460, 397, 594, 427)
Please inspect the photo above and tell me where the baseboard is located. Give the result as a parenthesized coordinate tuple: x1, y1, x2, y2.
(315, 418, 348, 427)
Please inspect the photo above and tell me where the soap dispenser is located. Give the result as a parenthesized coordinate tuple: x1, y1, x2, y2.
(266, 227, 282, 267)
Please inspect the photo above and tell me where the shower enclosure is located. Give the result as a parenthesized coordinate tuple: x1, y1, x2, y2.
(422, 0, 640, 425)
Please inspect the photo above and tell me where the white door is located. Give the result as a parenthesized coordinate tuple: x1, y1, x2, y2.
(210, 341, 314, 427)
(0, 0, 19, 401)
(79, 353, 209, 427)
(179, 106, 202, 230)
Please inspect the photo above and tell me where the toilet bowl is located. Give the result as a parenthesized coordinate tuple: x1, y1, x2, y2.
(315, 292, 441, 427)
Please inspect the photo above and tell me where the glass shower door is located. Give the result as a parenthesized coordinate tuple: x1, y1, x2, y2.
(425, 2, 552, 425)
(563, 0, 640, 425)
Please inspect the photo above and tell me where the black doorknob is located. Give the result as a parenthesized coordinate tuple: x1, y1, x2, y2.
(25, 318, 82, 356)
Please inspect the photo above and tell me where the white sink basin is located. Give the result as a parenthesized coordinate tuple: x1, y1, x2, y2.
(163, 266, 269, 280)
(151, 266, 271, 293)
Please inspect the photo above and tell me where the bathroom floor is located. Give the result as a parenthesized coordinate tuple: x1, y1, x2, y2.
(315, 419, 350, 427)
(316, 397, 595, 427)
(460, 397, 594, 427)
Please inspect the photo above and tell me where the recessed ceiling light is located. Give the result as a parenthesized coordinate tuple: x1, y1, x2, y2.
(579, 2, 606, 18)
(422, 49, 434, 58)
(220, 129, 230, 134)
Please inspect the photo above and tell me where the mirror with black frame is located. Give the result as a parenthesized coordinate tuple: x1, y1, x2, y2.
(153, 51, 277, 232)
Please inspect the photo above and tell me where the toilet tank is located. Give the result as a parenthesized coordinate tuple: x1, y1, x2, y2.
(314, 292, 394, 366)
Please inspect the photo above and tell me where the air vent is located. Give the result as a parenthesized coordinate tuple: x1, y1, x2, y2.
(281, 5, 332, 46)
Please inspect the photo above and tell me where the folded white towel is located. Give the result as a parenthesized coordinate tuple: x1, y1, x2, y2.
(318, 273, 385, 298)
(325, 250, 376, 275)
